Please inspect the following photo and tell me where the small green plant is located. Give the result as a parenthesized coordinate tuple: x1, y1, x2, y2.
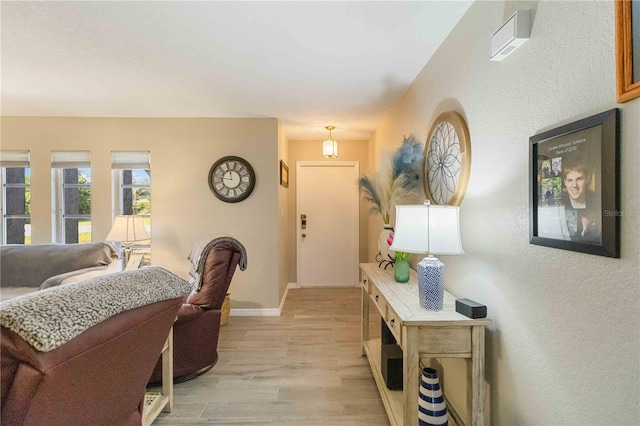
(395, 251, 411, 262)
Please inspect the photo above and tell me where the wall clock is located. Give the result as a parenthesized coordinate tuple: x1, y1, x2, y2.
(423, 111, 472, 206)
(208, 156, 256, 203)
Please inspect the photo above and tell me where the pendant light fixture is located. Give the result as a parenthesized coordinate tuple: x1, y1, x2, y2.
(322, 126, 338, 158)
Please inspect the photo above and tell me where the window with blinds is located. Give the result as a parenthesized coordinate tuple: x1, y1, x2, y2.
(51, 151, 92, 243)
(1, 150, 31, 244)
(112, 151, 151, 263)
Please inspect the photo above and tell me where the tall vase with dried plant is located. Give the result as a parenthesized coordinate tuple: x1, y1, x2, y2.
(358, 135, 424, 267)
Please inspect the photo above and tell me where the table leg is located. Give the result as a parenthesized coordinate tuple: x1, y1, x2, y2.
(162, 328, 173, 413)
(403, 326, 419, 426)
(471, 325, 485, 426)
(361, 284, 369, 356)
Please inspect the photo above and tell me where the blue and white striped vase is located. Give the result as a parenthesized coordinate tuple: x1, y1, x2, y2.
(419, 367, 448, 426)
(417, 256, 445, 311)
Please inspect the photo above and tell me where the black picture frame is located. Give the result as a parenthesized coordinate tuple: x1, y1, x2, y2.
(529, 109, 620, 258)
(280, 160, 289, 188)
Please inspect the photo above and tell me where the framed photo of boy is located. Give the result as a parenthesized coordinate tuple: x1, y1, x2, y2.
(529, 108, 620, 258)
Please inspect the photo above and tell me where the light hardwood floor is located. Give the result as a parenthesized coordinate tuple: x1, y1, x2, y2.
(155, 287, 389, 425)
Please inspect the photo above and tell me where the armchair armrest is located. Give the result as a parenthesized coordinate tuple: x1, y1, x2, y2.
(175, 304, 206, 325)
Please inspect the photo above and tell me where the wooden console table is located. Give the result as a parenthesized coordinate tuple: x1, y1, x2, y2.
(360, 263, 491, 426)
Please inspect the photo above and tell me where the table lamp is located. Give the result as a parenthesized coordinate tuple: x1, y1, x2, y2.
(106, 215, 150, 263)
(390, 201, 464, 310)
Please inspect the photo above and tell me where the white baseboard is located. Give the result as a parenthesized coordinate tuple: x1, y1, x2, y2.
(278, 285, 289, 313)
(230, 283, 360, 318)
(230, 308, 281, 317)
(228, 283, 298, 318)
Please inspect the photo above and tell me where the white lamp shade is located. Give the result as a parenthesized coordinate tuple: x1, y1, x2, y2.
(106, 215, 150, 243)
(389, 204, 464, 255)
(322, 139, 338, 158)
(389, 205, 430, 253)
(428, 205, 464, 255)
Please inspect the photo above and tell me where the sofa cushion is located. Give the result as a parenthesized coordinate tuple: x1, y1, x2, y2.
(0, 242, 118, 288)
(0, 267, 191, 352)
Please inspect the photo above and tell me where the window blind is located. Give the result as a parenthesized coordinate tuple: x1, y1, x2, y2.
(111, 151, 150, 170)
(0, 150, 30, 167)
(51, 151, 90, 168)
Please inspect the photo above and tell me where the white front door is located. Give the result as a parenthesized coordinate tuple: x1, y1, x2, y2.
(296, 161, 359, 287)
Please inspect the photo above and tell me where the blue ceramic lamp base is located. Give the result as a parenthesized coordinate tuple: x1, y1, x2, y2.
(417, 256, 445, 311)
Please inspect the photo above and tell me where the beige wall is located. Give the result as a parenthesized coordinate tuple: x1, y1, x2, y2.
(1, 116, 282, 310)
(369, 1, 639, 424)
(277, 122, 290, 303)
(287, 139, 370, 284)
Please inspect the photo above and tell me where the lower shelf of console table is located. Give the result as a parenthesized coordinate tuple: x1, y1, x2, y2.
(360, 263, 491, 426)
(363, 338, 408, 425)
(363, 338, 462, 426)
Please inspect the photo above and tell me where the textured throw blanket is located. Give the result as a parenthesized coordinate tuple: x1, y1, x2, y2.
(188, 236, 247, 290)
(0, 267, 191, 352)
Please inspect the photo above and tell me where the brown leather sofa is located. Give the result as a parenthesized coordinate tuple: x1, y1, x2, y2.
(1, 267, 190, 426)
(150, 237, 247, 384)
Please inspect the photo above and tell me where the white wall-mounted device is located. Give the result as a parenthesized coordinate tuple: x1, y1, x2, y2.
(490, 10, 530, 62)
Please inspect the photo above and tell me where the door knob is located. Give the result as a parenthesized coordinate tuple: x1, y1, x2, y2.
(302, 233, 306, 238)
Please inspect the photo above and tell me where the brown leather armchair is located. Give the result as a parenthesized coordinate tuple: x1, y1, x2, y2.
(0, 267, 190, 426)
(150, 237, 247, 384)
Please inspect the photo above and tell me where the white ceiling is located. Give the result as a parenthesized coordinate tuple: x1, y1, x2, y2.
(1, 1, 473, 141)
